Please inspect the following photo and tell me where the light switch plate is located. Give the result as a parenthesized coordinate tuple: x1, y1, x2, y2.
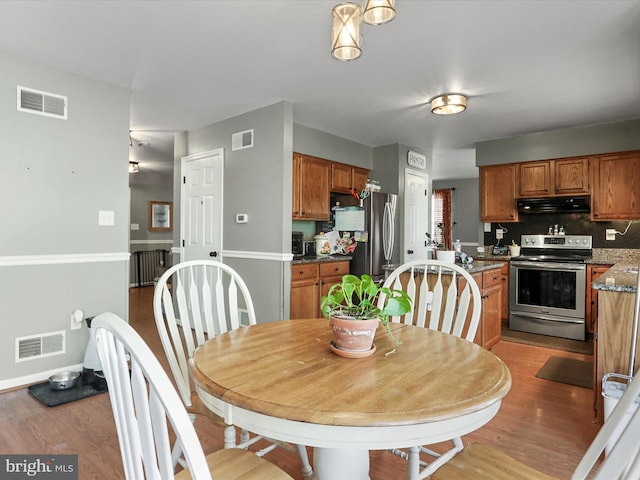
(98, 210, 115, 226)
(606, 229, 616, 241)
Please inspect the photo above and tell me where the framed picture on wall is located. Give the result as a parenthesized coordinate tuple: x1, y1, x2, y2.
(149, 201, 173, 231)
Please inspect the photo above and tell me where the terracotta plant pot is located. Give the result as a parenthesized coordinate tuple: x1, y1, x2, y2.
(329, 316, 379, 357)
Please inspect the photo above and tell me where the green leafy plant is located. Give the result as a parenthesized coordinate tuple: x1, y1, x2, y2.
(512, 240, 518, 246)
(321, 274, 412, 344)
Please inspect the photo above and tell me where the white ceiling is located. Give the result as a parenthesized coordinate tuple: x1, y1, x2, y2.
(1, 0, 639, 179)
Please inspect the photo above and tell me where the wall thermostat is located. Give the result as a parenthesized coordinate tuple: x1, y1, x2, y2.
(235, 213, 248, 223)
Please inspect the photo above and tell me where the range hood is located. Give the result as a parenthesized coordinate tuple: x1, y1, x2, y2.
(517, 195, 590, 214)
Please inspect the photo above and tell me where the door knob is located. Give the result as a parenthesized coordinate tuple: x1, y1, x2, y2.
(407, 249, 414, 254)
(209, 251, 218, 257)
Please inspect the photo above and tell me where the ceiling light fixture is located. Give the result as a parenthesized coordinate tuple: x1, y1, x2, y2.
(430, 94, 468, 115)
(128, 161, 140, 173)
(362, 0, 396, 25)
(331, 3, 363, 61)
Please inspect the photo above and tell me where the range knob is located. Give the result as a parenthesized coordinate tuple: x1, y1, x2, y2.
(567, 239, 573, 244)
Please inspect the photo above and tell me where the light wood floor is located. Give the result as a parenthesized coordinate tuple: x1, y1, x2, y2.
(0, 287, 601, 479)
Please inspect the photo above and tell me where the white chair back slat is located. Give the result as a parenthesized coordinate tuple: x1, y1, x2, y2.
(175, 274, 196, 355)
(200, 267, 216, 336)
(187, 268, 205, 350)
(213, 268, 228, 334)
(452, 283, 471, 339)
(415, 270, 430, 328)
(130, 362, 162, 479)
(428, 268, 444, 331)
(440, 271, 458, 334)
(93, 313, 213, 480)
(149, 389, 175, 479)
(403, 267, 417, 325)
(228, 278, 241, 330)
(158, 284, 192, 406)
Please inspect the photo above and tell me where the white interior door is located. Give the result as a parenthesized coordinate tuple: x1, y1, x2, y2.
(180, 149, 223, 262)
(403, 169, 430, 262)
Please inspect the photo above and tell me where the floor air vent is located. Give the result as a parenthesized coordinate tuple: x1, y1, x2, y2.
(17, 86, 67, 119)
(16, 330, 65, 362)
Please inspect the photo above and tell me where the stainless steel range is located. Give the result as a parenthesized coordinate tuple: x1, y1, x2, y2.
(509, 234, 592, 341)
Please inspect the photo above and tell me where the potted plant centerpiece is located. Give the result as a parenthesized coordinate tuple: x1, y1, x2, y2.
(321, 274, 412, 358)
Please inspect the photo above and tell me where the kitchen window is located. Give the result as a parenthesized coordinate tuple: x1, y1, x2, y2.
(432, 189, 452, 250)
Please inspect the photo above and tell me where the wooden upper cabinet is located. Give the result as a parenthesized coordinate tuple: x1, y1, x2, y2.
(330, 162, 369, 193)
(480, 164, 518, 222)
(352, 167, 369, 193)
(292, 153, 330, 220)
(591, 151, 640, 221)
(519, 157, 589, 197)
(519, 161, 552, 197)
(555, 157, 589, 195)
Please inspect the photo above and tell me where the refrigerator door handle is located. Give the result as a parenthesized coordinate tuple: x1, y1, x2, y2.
(383, 201, 394, 263)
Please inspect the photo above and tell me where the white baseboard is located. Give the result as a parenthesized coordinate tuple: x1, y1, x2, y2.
(0, 363, 84, 392)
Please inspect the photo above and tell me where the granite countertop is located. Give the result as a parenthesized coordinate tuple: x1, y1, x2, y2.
(383, 260, 505, 275)
(292, 255, 353, 264)
(480, 248, 640, 265)
(592, 263, 639, 293)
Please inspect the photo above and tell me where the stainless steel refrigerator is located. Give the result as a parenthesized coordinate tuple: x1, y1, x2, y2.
(334, 192, 397, 281)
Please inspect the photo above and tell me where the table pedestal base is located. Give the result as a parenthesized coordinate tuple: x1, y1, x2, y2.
(313, 447, 370, 480)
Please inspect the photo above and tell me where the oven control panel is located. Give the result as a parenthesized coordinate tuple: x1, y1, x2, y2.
(521, 234, 592, 249)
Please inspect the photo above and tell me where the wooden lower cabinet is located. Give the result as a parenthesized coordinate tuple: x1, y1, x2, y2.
(586, 264, 611, 335)
(290, 261, 349, 319)
(596, 288, 640, 423)
(474, 269, 503, 350)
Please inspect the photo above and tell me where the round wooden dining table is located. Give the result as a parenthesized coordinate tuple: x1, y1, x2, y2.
(189, 318, 512, 480)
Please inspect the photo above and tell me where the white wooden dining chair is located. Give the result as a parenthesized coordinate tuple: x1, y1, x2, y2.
(431, 368, 640, 479)
(378, 259, 482, 480)
(92, 312, 294, 480)
(153, 260, 313, 479)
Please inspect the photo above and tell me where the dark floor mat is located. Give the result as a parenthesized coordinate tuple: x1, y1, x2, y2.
(28, 381, 107, 407)
(535, 356, 593, 389)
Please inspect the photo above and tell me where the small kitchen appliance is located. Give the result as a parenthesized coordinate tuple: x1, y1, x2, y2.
(292, 231, 304, 258)
(509, 234, 592, 341)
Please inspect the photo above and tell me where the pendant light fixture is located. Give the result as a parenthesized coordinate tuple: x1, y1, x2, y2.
(362, 0, 396, 25)
(430, 94, 468, 115)
(331, 3, 363, 61)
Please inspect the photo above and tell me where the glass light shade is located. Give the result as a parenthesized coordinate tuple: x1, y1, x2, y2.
(363, 0, 396, 25)
(128, 161, 140, 173)
(331, 3, 363, 61)
(430, 94, 468, 115)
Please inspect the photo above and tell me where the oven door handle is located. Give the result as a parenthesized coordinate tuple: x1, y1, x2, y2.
(511, 261, 586, 271)
(511, 311, 584, 324)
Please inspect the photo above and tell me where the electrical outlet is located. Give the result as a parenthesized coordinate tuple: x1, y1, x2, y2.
(606, 229, 616, 241)
(496, 228, 504, 240)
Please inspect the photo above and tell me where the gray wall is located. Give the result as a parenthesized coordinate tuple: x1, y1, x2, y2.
(433, 178, 481, 255)
(477, 118, 640, 165)
(174, 102, 292, 322)
(129, 176, 173, 284)
(0, 53, 130, 386)
(293, 123, 371, 170)
(175, 108, 433, 319)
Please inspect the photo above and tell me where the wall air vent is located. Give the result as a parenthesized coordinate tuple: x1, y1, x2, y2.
(16, 330, 65, 362)
(231, 129, 254, 151)
(17, 86, 67, 119)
